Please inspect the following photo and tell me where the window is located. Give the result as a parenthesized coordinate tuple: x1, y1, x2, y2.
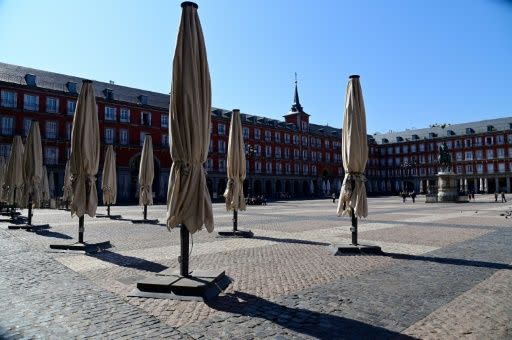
(218, 140, 226, 153)
(140, 132, 147, 146)
(302, 150, 308, 160)
(325, 140, 330, 149)
(395, 146, 401, 154)
(276, 162, 282, 174)
(254, 128, 260, 140)
(120, 108, 130, 122)
(286, 163, 291, 174)
(284, 148, 290, 159)
(208, 140, 213, 153)
(205, 159, 213, 171)
(403, 145, 409, 153)
(476, 164, 484, 174)
(266, 162, 272, 174)
(486, 137, 493, 145)
(219, 159, 226, 172)
(497, 135, 505, 144)
(265, 130, 271, 142)
(294, 164, 300, 174)
(465, 164, 473, 174)
(65, 147, 71, 160)
(475, 150, 483, 160)
(293, 135, 299, 145)
(509, 148, 512, 158)
(487, 163, 494, 173)
(24, 94, 39, 111)
(410, 144, 417, 153)
(217, 123, 225, 135)
(103, 128, 113, 144)
(294, 149, 299, 159)
(474, 137, 482, 146)
(464, 139, 472, 148)
(243, 127, 249, 139)
(66, 123, 72, 140)
(465, 151, 473, 160)
(302, 164, 308, 175)
(0, 144, 11, 158)
(266, 145, 272, 157)
(161, 134, 169, 146)
(302, 136, 308, 146)
(498, 163, 505, 173)
(275, 147, 281, 158)
(1, 90, 16, 108)
(419, 143, 425, 152)
(23, 119, 32, 136)
(301, 121, 308, 131)
(255, 161, 261, 173)
(446, 141, 453, 149)
(255, 145, 261, 156)
(497, 148, 505, 159)
(44, 147, 59, 165)
(105, 107, 116, 121)
(486, 149, 494, 159)
(284, 133, 290, 144)
(274, 132, 281, 143)
(120, 129, 128, 145)
(456, 152, 463, 161)
(46, 121, 58, 139)
(46, 97, 59, 113)
(67, 100, 76, 115)
(159, 115, 168, 128)
(1, 117, 14, 136)
(325, 153, 330, 162)
(141, 111, 151, 126)
(508, 135, 512, 144)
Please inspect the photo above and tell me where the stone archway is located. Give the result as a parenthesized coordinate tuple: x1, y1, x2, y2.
(265, 180, 272, 196)
(294, 181, 300, 197)
(253, 180, 262, 196)
(285, 180, 291, 195)
(302, 180, 309, 197)
(275, 180, 282, 194)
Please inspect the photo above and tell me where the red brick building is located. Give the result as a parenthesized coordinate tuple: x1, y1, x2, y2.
(1, 62, 510, 203)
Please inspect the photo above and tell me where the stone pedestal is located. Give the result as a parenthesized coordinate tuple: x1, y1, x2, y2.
(437, 172, 458, 202)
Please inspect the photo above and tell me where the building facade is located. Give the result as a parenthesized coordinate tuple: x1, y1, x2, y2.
(1, 62, 511, 203)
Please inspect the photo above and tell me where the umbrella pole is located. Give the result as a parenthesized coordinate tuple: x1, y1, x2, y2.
(180, 224, 189, 277)
(233, 210, 238, 232)
(143, 204, 147, 220)
(28, 193, 33, 226)
(351, 209, 358, 246)
(78, 216, 84, 244)
(11, 187, 17, 218)
(107, 204, 110, 217)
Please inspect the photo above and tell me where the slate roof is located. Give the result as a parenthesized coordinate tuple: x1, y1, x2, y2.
(373, 117, 512, 144)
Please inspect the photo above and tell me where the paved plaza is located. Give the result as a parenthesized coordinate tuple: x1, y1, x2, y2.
(0, 195, 511, 339)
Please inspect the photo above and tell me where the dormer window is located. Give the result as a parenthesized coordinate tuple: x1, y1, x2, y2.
(103, 88, 114, 100)
(466, 128, 475, 134)
(25, 74, 36, 87)
(447, 130, 455, 136)
(382, 138, 389, 144)
(429, 132, 437, 139)
(411, 134, 419, 140)
(138, 95, 148, 105)
(487, 125, 495, 132)
(396, 136, 403, 142)
(66, 82, 77, 93)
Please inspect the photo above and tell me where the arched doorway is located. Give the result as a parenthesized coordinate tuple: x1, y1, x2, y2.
(302, 181, 309, 197)
(294, 181, 300, 197)
(265, 180, 272, 196)
(129, 154, 161, 203)
(285, 180, 291, 195)
(218, 178, 226, 197)
(253, 180, 262, 196)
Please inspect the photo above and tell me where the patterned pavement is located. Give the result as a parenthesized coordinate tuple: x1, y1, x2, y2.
(0, 195, 511, 339)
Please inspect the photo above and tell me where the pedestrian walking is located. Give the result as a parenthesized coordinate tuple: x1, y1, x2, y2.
(332, 192, 336, 203)
(501, 192, 507, 203)
(410, 191, 416, 203)
(495, 192, 498, 202)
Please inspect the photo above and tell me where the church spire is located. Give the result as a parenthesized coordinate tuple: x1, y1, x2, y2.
(291, 72, 304, 113)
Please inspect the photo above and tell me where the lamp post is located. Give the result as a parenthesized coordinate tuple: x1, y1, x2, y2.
(400, 159, 417, 192)
(245, 144, 256, 198)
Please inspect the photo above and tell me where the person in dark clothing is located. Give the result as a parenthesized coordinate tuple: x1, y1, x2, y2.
(332, 193, 336, 203)
(410, 191, 416, 203)
(495, 192, 498, 202)
(501, 192, 507, 203)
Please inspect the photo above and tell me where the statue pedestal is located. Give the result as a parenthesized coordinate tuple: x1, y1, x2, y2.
(437, 172, 458, 202)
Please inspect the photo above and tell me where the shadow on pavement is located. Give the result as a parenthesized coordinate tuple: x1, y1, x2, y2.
(30, 228, 73, 239)
(385, 252, 512, 270)
(206, 291, 415, 340)
(87, 250, 168, 272)
(251, 235, 329, 246)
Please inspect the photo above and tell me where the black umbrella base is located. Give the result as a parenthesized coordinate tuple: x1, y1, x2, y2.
(49, 241, 111, 252)
(330, 243, 382, 255)
(218, 230, 254, 238)
(96, 214, 122, 219)
(129, 269, 231, 301)
(0, 216, 26, 223)
(131, 219, 159, 224)
(0, 211, 20, 217)
(8, 223, 50, 231)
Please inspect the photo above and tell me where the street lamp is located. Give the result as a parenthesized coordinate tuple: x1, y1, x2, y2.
(245, 144, 256, 198)
(400, 159, 417, 192)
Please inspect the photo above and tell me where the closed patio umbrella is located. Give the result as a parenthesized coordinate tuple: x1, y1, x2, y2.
(40, 166, 50, 206)
(0, 157, 6, 205)
(3, 136, 24, 213)
(326, 180, 331, 194)
(62, 160, 72, 209)
(9, 121, 48, 230)
(101, 145, 118, 218)
(309, 180, 315, 195)
(48, 171, 55, 199)
(137, 135, 155, 221)
(50, 80, 109, 251)
(219, 109, 252, 237)
(334, 75, 380, 254)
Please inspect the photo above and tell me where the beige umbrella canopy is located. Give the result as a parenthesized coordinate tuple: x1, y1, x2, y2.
(48, 171, 55, 198)
(102, 145, 117, 206)
(166, 2, 213, 235)
(223, 109, 246, 212)
(3, 136, 25, 205)
(62, 160, 72, 202)
(40, 166, 50, 205)
(70, 80, 100, 218)
(138, 135, 154, 206)
(23, 121, 43, 207)
(337, 75, 368, 218)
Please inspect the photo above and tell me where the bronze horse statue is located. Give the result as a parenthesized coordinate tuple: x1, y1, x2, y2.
(438, 143, 452, 172)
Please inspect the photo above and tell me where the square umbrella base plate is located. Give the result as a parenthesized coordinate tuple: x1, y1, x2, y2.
(8, 224, 50, 230)
(96, 214, 122, 219)
(218, 230, 254, 238)
(49, 241, 111, 253)
(0, 211, 20, 217)
(129, 269, 231, 301)
(131, 219, 159, 224)
(330, 243, 382, 255)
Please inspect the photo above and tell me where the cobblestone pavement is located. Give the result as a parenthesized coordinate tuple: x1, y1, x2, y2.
(0, 194, 511, 339)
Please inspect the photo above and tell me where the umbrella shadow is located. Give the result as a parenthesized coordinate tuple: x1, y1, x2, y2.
(251, 235, 329, 246)
(206, 291, 415, 339)
(384, 252, 512, 270)
(87, 250, 168, 273)
(30, 228, 73, 240)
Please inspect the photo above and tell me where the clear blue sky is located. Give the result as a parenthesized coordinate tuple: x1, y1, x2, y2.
(0, 0, 511, 134)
